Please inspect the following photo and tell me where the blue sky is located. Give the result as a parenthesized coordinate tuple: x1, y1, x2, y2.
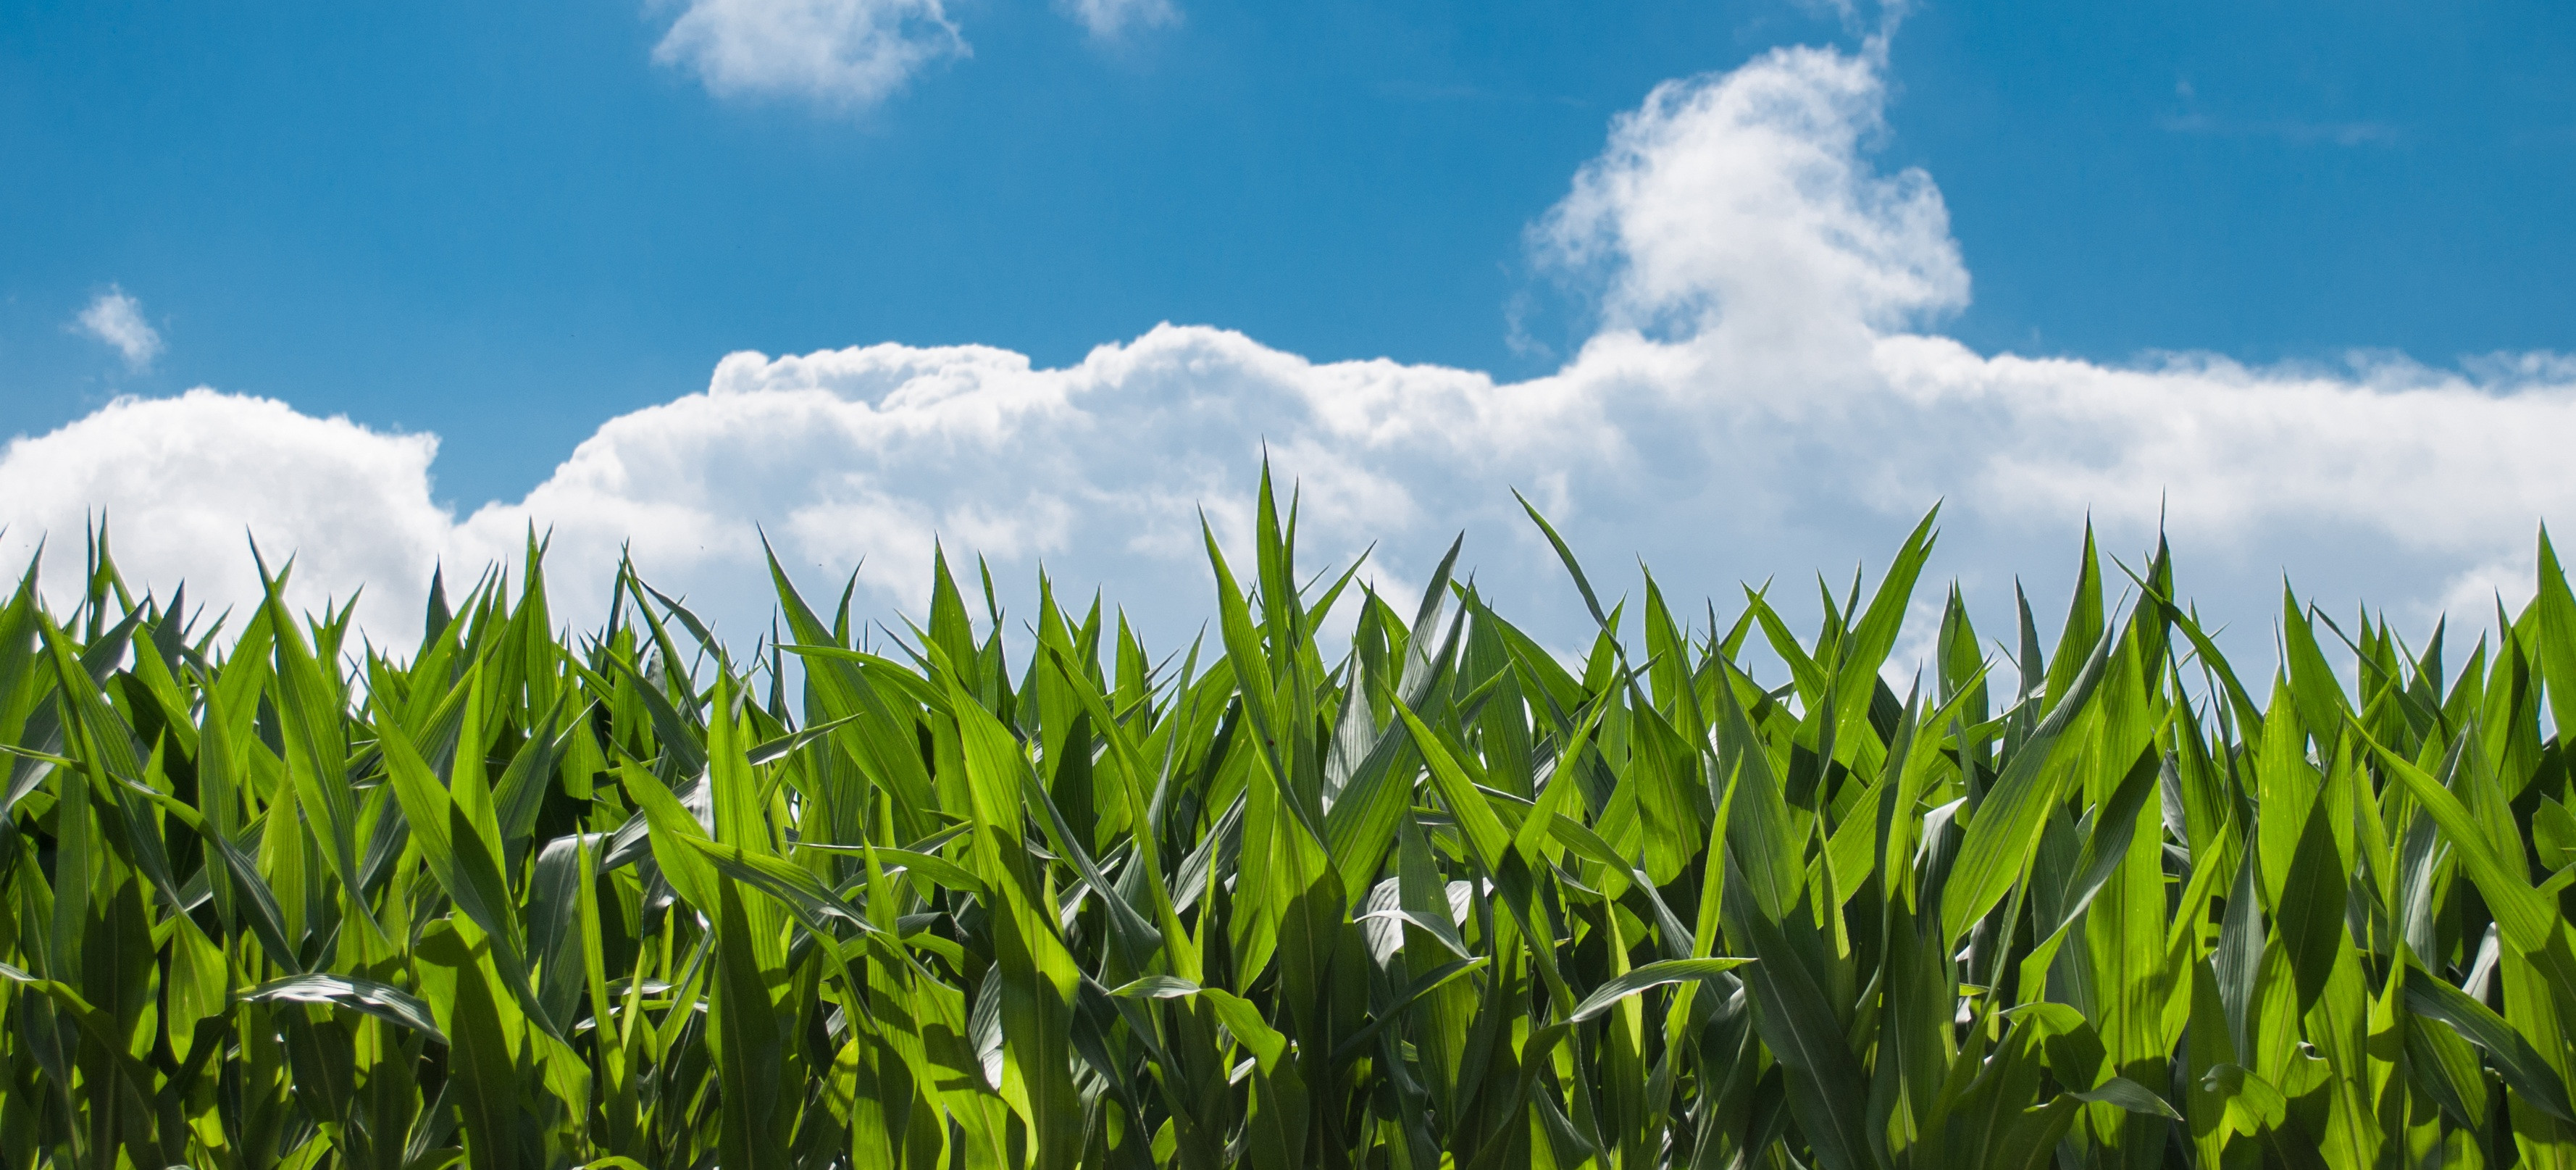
(4, 0, 2575, 656)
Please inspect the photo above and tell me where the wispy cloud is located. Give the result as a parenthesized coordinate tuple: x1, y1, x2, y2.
(2159, 112, 2404, 147)
(653, 0, 966, 109)
(1056, 0, 1178, 41)
(73, 287, 163, 371)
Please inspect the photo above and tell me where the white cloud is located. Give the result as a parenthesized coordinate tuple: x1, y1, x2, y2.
(653, 0, 966, 109)
(7, 40, 2572, 668)
(1057, 0, 1179, 39)
(1534, 46, 1965, 389)
(0, 390, 450, 630)
(74, 288, 164, 371)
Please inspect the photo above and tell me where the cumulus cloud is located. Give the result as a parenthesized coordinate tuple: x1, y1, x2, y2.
(6, 40, 2571, 665)
(74, 288, 164, 370)
(1537, 44, 1965, 345)
(653, 0, 966, 108)
(0, 390, 449, 625)
(1057, 0, 1179, 39)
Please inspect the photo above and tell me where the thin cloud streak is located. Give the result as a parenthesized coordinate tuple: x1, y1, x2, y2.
(2158, 112, 2405, 147)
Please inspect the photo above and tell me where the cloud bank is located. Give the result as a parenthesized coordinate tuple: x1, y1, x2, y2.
(9, 42, 2571, 661)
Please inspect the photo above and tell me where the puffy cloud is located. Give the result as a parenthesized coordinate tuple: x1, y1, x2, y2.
(7, 39, 2572, 664)
(0, 391, 452, 631)
(653, 0, 966, 109)
(1536, 46, 1966, 351)
(74, 288, 164, 371)
(441, 332, 1573, 640)
(1057, 0, 1179, 39)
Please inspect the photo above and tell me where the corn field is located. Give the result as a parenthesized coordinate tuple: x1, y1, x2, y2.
(7, 475, 2576, 1170)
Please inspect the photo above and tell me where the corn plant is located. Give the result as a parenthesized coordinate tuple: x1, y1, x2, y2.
(6, 471, 2576, 1169)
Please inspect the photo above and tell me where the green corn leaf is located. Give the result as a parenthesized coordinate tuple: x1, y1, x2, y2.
(1396, 702, 1513, 873)
(259, 571, 377, 935)
(2067, 1076, 2181, 1119)
(243, 974, 448, 1045)
(2357, 722, 2558, 956)
(684, 834, 876, 936)
(1514, 490, 1613, 635)
(114, 773, 304, 974)
(376, 703, 554, 1032)
(2404, 966, 2576, 1122)
(1828, 506, 1937, 751)
(1328, 956, 1492, 1066)
(2533, 527, 2576, 737)
(0, 958, 176, 1161)
(2199, 1062, 2289, 1134)
(1728, 869, 1883, 1170)
(1567, 957, 1755, 1023)
(1941, 624, 2114, 945)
